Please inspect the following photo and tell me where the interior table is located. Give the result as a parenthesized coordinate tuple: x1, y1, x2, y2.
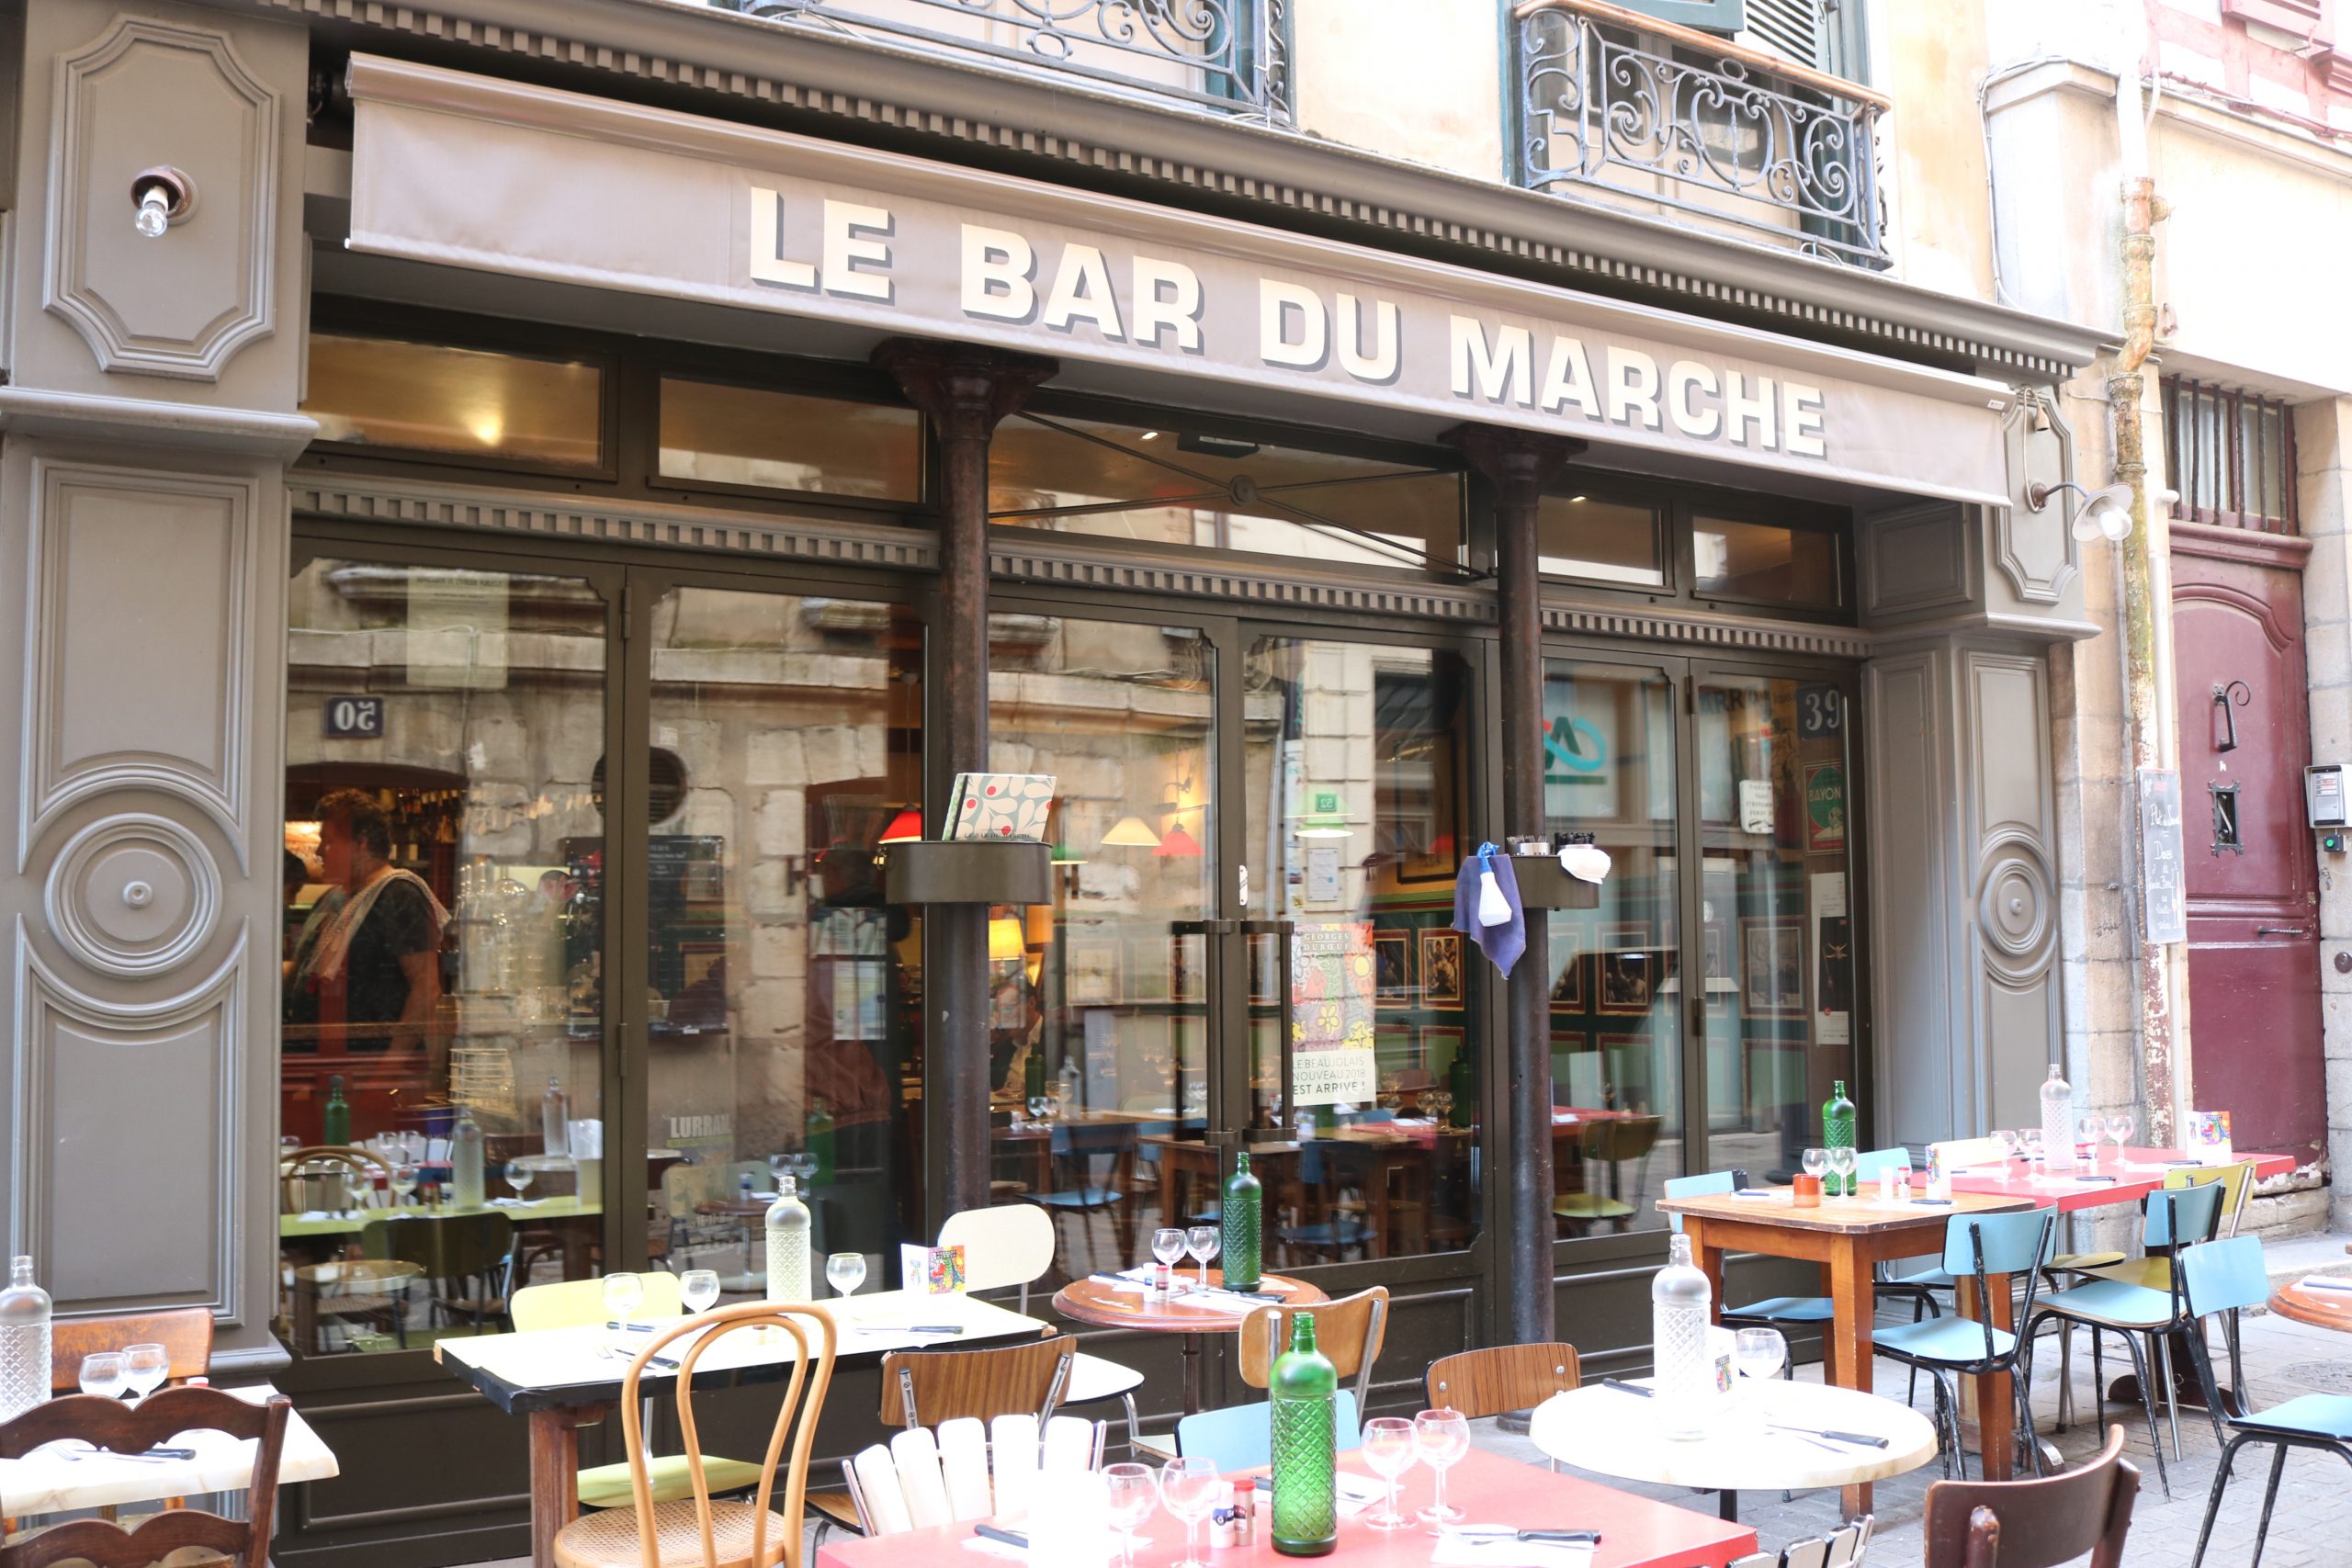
(0, 1383, 338, 1517)
(1654, 1187, 2031, 1518)
(436, 1288, 1047, 1568)
(1050, 1270, 1325, 1415)
(813, 1445, 1756, 1568)
(1527, 1376, 1937, 1522)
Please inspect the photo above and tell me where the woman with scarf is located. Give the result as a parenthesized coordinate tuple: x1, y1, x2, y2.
(287, 789, 449, 1056)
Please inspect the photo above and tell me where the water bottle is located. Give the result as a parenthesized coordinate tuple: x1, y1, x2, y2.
(2040, 1063, 2076, 1174)
(1651, 1234, 1713, 1440)
(765, 1173, 811, 1302)
(1221, 1150, 1263, 1292)
(1268, 1313, 1337, 1556)
(540, 1077, 571, 1159)
(1821, 1079, 1856, 1197)
(450, 1107, 486, 1209)
(322, 1074, 352, 1148)
(0, 1257, 51, 1420)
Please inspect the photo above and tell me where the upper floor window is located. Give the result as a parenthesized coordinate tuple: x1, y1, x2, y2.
(2164, 377, 2299, 535)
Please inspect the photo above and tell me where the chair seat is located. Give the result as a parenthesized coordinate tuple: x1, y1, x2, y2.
(2038, 1278, 2178, 1330)
(1726, 1295, 1837, 1325)
(1065, 1350, 1146, 1405)
(1874, 1315, 2018, 1364)
(2048, 1250, 2129, 1274)
(2236, 1393, 2352, 1442)
(2076, 1258, 2173, 1291)
(553, 1498, 791, 1568)
(804, 1489, 863, 1532)
(1128, 1428, 1179, 1463)
(1882, 1266, 1954, 1290)
(1027, 1189, 1125, 1210)
(1552, 1196, 1635, 1221)
(577, 1454, 767, 1510)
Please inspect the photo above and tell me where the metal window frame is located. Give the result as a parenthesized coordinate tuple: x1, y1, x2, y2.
(2163, 374, 2300, 535)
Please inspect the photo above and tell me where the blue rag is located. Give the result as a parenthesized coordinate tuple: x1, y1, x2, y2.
(1453, 842, 1526, 976)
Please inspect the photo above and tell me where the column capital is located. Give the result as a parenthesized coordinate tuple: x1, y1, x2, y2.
(873, 338, 1058, 442)
(1443, 424, 1586, 505)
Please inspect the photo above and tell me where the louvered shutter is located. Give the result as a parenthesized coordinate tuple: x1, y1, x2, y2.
(1743, 0, 1824, 69)
(1600, 0, 1747, 35)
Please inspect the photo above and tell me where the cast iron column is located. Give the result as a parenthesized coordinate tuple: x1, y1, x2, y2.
(876, 339, 1057, 1221)
(1449, 424, 1583, 1346)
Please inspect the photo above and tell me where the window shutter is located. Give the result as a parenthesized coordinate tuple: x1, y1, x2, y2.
(1601, 0, 1748, 36)
(1744, 0, 1824, 70)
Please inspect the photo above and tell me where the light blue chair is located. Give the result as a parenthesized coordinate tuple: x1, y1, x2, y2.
(1871, 1208, 2054, 1483)
(2182, 1236, 2352, 1568)
(1173, 1391, 1363, 1472)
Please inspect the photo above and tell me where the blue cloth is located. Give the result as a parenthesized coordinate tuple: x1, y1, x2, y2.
(1453, 842, 1526, 976)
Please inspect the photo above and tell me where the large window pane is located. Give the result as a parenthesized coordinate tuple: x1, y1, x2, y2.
(657, 378, 922, 500)
(1536, 494, 1667, 587)
(1692, 517, 1841, 608)
(280, 559, 607, 1358)
(302, 334, 603, 468)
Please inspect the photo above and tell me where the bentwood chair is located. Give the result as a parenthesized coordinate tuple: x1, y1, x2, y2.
(552, 1301, 837, 1568)
(1871, 1208, 2055, 1483)
(1922, 1424, 2140, 1568)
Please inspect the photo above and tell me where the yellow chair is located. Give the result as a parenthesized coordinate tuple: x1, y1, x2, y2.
(511, 1277, 765, 1511)
(2077, 1162, 2257, 1291)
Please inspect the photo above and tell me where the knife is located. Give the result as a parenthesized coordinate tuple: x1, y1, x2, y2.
(1766, 1422, 1888, 1449)
(1600, 1378, 1652, 1398)
(1453, 1528, 1603, 1545)
(974, 1524, 1029, 1549)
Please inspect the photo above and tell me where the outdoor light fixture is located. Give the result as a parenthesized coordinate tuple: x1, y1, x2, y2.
(130, 166, 193, 239)
(2025, 480, 2181, 544)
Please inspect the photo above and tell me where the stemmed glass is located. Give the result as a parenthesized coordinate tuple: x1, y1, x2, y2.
(504, 1160, 534, 1202)
(391, 1163, 419, 1208)
(2109, 1111, 2137, 1168)
(1801, 1147, 1827, 1186)
(826, 1253, 866, 1298)
(1413, 1408, 1470, 1528)
(121, 1343, 169, 1404)
(1103, 1462, 1157, 1568)
(679, 1269, 720, 1315)
(1734, 1327, 1787, 1394)
(602, 1271, 644, 1353)
(1826, 1146, 1856, 1200)
(1185, 1225, 1219, 1289)
(2078, 1113, 2105, 1167)
(1360, 1416, 1418, 1530)
(1993, 1130, 2019, 1166)
(1158, 1457, 1221, 1568)
(2019, 1127, 2045, 1170)
(1151, 1228, 1186, 1287)
(77, 1352, 126, 1402)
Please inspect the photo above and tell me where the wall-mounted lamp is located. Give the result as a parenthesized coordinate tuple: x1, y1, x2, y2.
(130, 166, 194, 239)
(2024, 480, 2182, 543)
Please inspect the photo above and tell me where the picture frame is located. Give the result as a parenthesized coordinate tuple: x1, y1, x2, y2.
(1739, 916, 1807, 1019)
(1417, 928, 1464, 1008)
(1548, 924, 1587, 1014)
(1170, 932, 1204, 1004)
(1703, 920, 1733, 1015)
(1250, 933, 1281, 1006)
(1596, 922, 1655, 1016)
(1126, 936, 1170, 1003)
(1374, 929, 1414, 1009)
(1065, 937, 1122, 1007)
(1420, 1024, 1466, 1083)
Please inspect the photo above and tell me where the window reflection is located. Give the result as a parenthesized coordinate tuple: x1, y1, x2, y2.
(657, 378, 922, 500)
(1692, 517, 1841, 607)
(302, 334, 603, 468)
(1536, 493, 1667, 587)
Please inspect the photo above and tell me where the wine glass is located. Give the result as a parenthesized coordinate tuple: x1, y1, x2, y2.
(602, 1271, 644, 1338)
(1151, 1227, 1186, 1286)
(1993, 1129, 2018, 1166)
(2109, 1111, 2137, 1167)
(1158, 1457, 1221, 1568)
(1734, 1327, 1787, 1391)
(679, 1269, 720, 1315)
(1801, 1147, 1827, 1186)
(77, 1352, 126, 1402)
(1185, 1224, 1219, 1289)
(1103, 1462, 1157, 1568)
(1826, 1145, 1856, 1200)
(2020, 1127, 2044, 1161)
(504, 1160, 534, 1201)
(826, 1253, 866, 1298)
(1412, 1408, 1471, 1528)
(2078, 1113, 2105, 1165)
(121, 1343, 169, 1404)
(1028, 1094, 1052, 1127)
(1359, 1416, 1418, 1531)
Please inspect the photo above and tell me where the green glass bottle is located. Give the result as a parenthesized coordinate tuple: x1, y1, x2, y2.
(322, 1075, 351, 1147)
(1823, 1079, 1857, 1197)
(1447, 1054, 1476, 1130)
(1269, 1313, 1338, 1556)
(1221, 1150, 1262, 1292)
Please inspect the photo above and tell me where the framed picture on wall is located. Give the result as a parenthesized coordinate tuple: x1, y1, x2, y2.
(1703, 921, 1733, 1015)
(1418, 929, 1464, 1008)
(1374, 929, 1413, 1008)
(1170, 932, 1204, 1004)
(1066, 938, 1122, 1007)
(1549, 924, 1587, 1013)
(1126, 936, 1170, 1002)
(1739, 916, 1806, 1019)
(1597, 922, 1654, 1016)
(1420, 1024, 1466, 1083)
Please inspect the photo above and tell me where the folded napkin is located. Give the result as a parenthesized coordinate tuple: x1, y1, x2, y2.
(1335, 1474, 1385, 1517)
(1430, 1528, 1596, 1568)
(1170, 1291, 1260, 1315)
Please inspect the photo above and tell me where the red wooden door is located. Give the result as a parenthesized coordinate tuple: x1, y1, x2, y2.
(2171, 530, 2324, 1157)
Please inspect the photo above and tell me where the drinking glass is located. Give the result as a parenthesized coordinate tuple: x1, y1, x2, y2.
(1185, 1224, 1219, 1289)
(2109, 1111, 2137, 1166)
(1801, 1147, 1827, 1183)
(1028, 1094, 1053, 1127)
(826, 1253, 866, 1298)
(2078, 1113, 2105, 1164)
(77, 1352, 126, 1402)
(1734, 1327, 1787, 1389)
(1359, 1416, 1418, 1530)
(121, 1343, 169, 1403)
(603, 1271, 644, 1329)
(1826, 1146, 1856, 1199)
(2020, 1127, 2043, 1160)
(1993, 1130, 2018, 1164)
(1412, 1408, 1470, 1528)
(1103, 1462, 1157, 1568)
(679, 1269, 720, 1315)
(504, 1160, 534, 1201)
(1151, 1228, 1186, 1285)
(1159, 1457, 1221, 1568)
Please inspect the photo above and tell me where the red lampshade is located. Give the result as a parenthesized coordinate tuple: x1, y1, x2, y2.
(878, 808, 923, 844)
(1156, 822, 1204, 857)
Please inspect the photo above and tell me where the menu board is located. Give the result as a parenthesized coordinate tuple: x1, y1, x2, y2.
(2139, 769, 2188, 945)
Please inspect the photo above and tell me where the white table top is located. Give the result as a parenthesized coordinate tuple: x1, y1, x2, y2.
(0, 1384, 338, 1517)
(1528, 1378, 1937, 1494)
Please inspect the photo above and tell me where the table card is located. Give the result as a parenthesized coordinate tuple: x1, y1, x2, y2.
(899, 1243, 967, 1294)
(2185, 1111, 2233, 1166)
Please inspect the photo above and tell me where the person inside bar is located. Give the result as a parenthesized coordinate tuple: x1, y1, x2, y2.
(286, 788, 449, 1056)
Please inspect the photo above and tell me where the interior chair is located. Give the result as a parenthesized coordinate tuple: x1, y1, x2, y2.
(551, 1301, 836, 1568)
(1661, 1171, 1846, 1353)
(363, 1210, 517, 1336)
(1020, 1122, 1136, 1273)
(1551, 1115, 1662, 1235)
(2177, 1235, 2352, 1568)
(839, 1414, 1103, 1539)
(0, 1386, 291, 1568)
(1277, 1138, 1385, 1261)
(1424, 1343, 1580, 1471)
(288, 1257, 426, 1354)
(1726, 1516, 1875, 1568)
(1871, 1208, 2055, 1484)
(278, 1145, 393, 1213)
(933, 1202, 1144, 1428)
(48, 1306, 213, 1393)
(1174, 1390, 1363, 1471)
(1126, 1286, 1390, 1463)
(1922, 1424, 2139, 1568)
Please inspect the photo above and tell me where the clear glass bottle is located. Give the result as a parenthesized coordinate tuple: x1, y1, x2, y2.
(0, 1256, 52, 1420)
(1269, 1313, 1337, 1556)
(765, 1172, 812, 1302)
(1221, 1150, 1263, 1292)
(2040, 1063, 2076, 1174)
(322, 1074, 352, 1148)
(1651, 1234, 1713, 1440)
(450, 1107, 487, 1209)
(540, 1077, 571, 1160)
(1821, 1080, 1856, 1196)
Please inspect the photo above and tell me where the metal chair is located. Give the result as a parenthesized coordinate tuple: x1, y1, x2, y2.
(1871, 1208, 2055, 1483)
(876, 1336, 1074, 1429)
(1020, 1122, 1135, 1272)
(1174, 1390, 1363, 1471)
(1729, 1516, 1874, 1568)
(1551, 1115, 1662, 1235)
(1923, 1424, 2139, 1568)
(1128, 1286, 1390, 1463)
(363, 1210, 517, 1336)
(1660, 1170, 1845, 1350)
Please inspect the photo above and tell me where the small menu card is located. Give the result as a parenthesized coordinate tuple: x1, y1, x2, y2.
(2185, 1110, 2233, 1166)
(899, 1242, 967, 1294)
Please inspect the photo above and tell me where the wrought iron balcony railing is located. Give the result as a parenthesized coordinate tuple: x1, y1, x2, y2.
(1514, 0, 1890, 268)
(712, 0, 1289, 120)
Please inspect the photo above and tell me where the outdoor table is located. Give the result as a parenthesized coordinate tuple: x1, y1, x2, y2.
(813, 1445, 1757, 1568)
(2265, 1273, 2352, 1333)
(0, 1383, 338, 1517)
(436, 1288, 1046, 1568)
(1051, 1270, 1326, 1416)
(1527, 1375, 1937, 1522)
(1653, 1186, 2031, 1518)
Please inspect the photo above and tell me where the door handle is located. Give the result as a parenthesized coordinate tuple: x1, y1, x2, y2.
(2255, 927, 2308, 938)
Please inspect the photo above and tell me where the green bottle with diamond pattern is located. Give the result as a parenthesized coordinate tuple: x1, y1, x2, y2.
(1270, 1312, 1337, 1555)
(1221, 1149, 1262, 1292)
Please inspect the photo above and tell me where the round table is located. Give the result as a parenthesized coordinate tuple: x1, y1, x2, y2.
(1528, 1376, 1938, 1522)
(1050, 1269, 1326, 1413)
(2268, 1277, 2352, 1332)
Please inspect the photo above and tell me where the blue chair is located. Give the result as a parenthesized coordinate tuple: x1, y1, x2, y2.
(1871, 1208, 2054, 1482)
(1021, 1122, 1136, 1269)
(2181, 1236, 2352, 1568)
(1173, 1391, 1363, 1472)
(1660, 1171, 1834, 1348)
(1277, 1140, 1380, 1261)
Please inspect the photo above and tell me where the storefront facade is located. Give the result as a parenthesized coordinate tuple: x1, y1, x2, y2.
(0, 2, 2106, 1562)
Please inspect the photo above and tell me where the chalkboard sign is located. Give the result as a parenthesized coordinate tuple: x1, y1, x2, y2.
(2139, 769, 2188, 945)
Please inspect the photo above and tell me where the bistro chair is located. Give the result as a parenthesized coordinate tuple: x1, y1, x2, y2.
(1727, 1516, 1874, 1568)
(1126, 1287, 1390, 1463)
(551, 1301, 836, 1568)
(838, 1414, 1102, 1539)
(1871, 1208, 2054, 1483)
(363, 1210, 516, 1336)
(1425, 1342, 1580, 1471)
(278, 1145, 393, 1213)
(1552, 1115, 1662, 1235)
(2178, 1235, 2352, 1567)
(1922, 1424, 2139, 1568)
(1174, 1390, 1363, 1471)
(2041, 1172, 2230, 1433)
(1020, 1122, 1136, 1272)
(47, 1306, 213, 1393)
(936, 1204, 1057, 1314)
(0, 1386, 291, 1568)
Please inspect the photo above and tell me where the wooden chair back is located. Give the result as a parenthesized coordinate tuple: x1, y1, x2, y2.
(0, 1387, 288, 1568)
(363, 1210, 514, 1279)
(619, 1302, 837, 1568)
(876, 1333, 1070, 1428)
(48, 1306, 213, 1394)
(1423, 1342, 1580, 1418)
(278, 1146, 391, 1213)
(1239, 1287, 1389, 1404)
(1925, 1425, 2139, 1568)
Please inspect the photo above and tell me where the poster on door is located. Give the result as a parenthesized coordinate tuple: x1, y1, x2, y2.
(1804, 762, 1847, 852)
(1811, 871, 1851, 1047)
(1290, 920, 1378, 1106)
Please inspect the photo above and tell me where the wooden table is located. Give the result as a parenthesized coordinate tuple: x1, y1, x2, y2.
(1655, 1188, 2032, 1518)
(0, 1383, 338, 1516)
(2267, 1275, 2352, 1332)
(1050, 1270, 1325, 1415)
(814, 1445, 1756, 1568)
(1527, 1376, 1937, 1521)
(436, 1289, 1046, 1568)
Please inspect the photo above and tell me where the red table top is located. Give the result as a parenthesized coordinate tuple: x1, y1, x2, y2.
(815, 1447, 1755, 1568)
(1928, 1146, 2296, 1213)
